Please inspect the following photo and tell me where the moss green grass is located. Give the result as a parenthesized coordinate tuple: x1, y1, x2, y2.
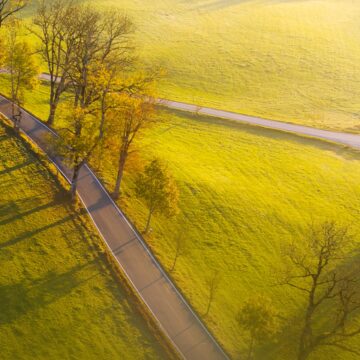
(0, 121, 174, 360)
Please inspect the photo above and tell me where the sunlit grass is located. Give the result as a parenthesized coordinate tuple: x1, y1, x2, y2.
(2, 75, 360, 358)
(19, 0, 360, 131)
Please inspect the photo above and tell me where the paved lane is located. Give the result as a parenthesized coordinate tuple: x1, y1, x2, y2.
(20, 72, 360, 149)
(0, 96, 229, 360)
(159, 99, 360, 149)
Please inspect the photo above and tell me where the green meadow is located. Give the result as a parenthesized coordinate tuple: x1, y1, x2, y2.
(110, 110, 360, 359)
(3, 78, 360, 358)
(0, 121, 173, 360)
(1, 0, 360, 358)
(21, 0, 360, 131)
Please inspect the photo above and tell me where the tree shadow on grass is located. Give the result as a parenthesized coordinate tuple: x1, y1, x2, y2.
(0, 195, 60, 226)
(0, 214, 75, 249)
(0, 258, 100, 325)
(0, 199, 88, 250)
(0, 159, 34, 176)
(164, 108, 360, 162)
(256, 248, 360, 359)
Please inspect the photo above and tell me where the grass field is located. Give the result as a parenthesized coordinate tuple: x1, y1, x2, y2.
(19, 0, 360, 131)
(3, 77, 360, 358)
(107, 109, 360, 359)
(0, 121, 173, 360)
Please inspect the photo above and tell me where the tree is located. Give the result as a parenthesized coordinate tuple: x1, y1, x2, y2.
(68, 6, 134, 111)
(135, 159, 179, 233)
(4, 22, 38, 130)
(106, 93, 155, 199)
(280, 221, 360, 360)
(31, 0, 78, 125)
(0, 0, 28, 28)
(53, 106, 102, 199)
(237, 295, 280, 360)
(204, 270, 221, 316)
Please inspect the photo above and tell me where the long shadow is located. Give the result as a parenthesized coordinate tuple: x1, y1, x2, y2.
(259, 248, 360, 359)
(0, 258, 100, 325)
(0, 160, 34, 176)
(0, 213, 75, 250)
(163, 108, 360, 161)
(0, 200, 59, 226)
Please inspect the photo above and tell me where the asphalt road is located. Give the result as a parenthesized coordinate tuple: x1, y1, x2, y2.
(0, 95, 229, 360)
(34, 72, 360, 149)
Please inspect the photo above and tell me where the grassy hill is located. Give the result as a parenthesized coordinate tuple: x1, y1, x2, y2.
(21, 0, 360, 131)
(0, 121, 174, 360)
(110, 109, 360, 359)
(3, 78, 360, 358)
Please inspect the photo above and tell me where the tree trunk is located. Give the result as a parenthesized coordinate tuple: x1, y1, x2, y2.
(144, 209, 153, 234)
(113, 150, 127, 199)
(47, 102, 57, 126)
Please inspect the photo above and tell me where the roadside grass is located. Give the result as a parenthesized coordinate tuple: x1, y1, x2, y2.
(0, 121, 174, 360)
(2, 76, 360, 358)
(19, 0, 360, 131)
(105, 109, 360, 359)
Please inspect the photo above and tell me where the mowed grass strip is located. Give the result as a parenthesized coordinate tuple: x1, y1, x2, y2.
(0, 121, 173, 360)
(20, 0, 360, 131)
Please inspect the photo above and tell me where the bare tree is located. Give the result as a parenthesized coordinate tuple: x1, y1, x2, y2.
(204, 270, 221, 316)
(0, 0, 28, 28)
(280, 221, 360, 360)
(31, 0, 78, 125)
(68, 6, 134, 112)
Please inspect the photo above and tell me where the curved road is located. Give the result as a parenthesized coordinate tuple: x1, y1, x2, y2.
(34, 72, 360, 149)
(158, 99, 360, 149)
(0, 95, 229, 360)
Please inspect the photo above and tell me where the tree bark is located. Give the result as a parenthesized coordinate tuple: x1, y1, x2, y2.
(47, 101, 57, 126)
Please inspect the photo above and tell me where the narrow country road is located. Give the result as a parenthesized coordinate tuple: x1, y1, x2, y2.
(35, 72, 360, 149)
(158, 99, 360, 149)
(0, 95, 229, 360)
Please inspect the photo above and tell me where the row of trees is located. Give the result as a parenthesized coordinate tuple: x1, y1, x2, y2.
(1, 3, 360, 360)
(0, 0, 179, 233)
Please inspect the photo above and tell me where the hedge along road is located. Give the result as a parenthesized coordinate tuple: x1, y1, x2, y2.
(0, 95, 229, 360)
(35, 72, 360, 149)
